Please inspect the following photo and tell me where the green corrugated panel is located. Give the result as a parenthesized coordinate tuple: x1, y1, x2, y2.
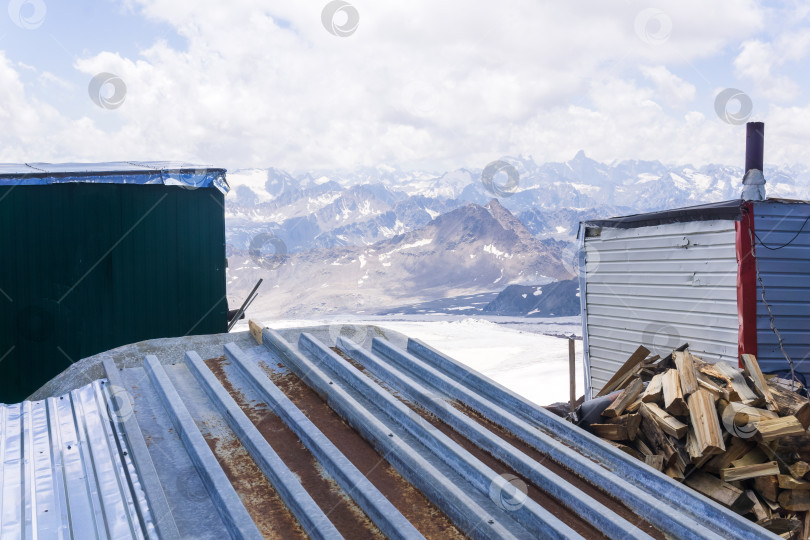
(0, 183, 227, 401)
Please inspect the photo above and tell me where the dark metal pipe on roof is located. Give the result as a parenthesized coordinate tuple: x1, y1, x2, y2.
(745, 121, 765, 172)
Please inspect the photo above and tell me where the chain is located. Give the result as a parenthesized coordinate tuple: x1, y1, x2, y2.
(748, 227, 801, 391)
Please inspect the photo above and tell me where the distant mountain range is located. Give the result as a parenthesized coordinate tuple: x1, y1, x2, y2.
(224, 153, 810, 317)
(228, 199, 570, 318)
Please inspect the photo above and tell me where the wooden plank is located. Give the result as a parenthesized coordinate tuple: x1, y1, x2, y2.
(603, 378, 643, 418)
(754, 475, 780, 502)
(662, 369, 689, 416)
(641, 373, 663, 403)
(568, 338, 576, 413)
(778, 475, 810, 491)
(768, 382, 810, 430)
(687, 389, 726, 457)
(673, 350, 699, 395)
(779, 490, 810, 512)
(640, 402, 688, 438)
(702, 361, 761, 405)
(685, 472, 754, 514)
(705, 437, 755, 473)
(590, 423, 629, 441)
(596, 345, 650, 397)
(645, 454, 664, 471)
(248, 319, 263, 344)
(721, 461, 780, 482)
(756, 416, 805, 442)
(741, 354, 778, 411)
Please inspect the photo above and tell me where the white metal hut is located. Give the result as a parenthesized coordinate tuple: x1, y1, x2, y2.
(579, 123, 810, 398)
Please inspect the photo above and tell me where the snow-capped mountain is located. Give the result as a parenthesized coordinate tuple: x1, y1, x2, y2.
(224, 153, 810, 317)
(228, 199, 570, 318)
(227, 153, 810, 255)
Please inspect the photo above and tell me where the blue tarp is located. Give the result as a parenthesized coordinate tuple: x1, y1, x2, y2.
(0, 161, 229, 193)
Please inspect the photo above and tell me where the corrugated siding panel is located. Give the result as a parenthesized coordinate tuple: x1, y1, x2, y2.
(0, 184, 228, 402)
(753, 201, 810, 376)
(584, 220, 739, 394)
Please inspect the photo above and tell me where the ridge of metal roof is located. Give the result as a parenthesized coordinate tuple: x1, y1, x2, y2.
(0, 326, 778, 539)
(583, 197, 810, 230)
(0, 161, 229, 192)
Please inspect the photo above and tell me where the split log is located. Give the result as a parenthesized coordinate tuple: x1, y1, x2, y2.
(645, 454, 664, 471)
(638, 412, 677, 467)
(664, 463, 685, 481)
(624, 395, 644, 414)
(662, 369, 689, 416)
(778, 475, 810, 491)
(730, 447, 768, 469)
(756, 416, 805, 442)
(767, 382, 810, 430)
(633, 437, 653, 457)
(760, 518, 802, 539)
(705, 437, 755, 474)
(754, 475, 780, 502)
(602, 439, 643, 460)
(700, 361, 761, 405)
(687, 389, 725, 457)
(789, 461, 810, 480)
(641, 373, 663, 403)
(779, 490, 810, 512)
(696, 376, 726, 401)
(705, 437, 752, 472)
(685, 471, 754, 514)
(741, 353, 778, 411)
(596, 345, 649, 397)
(721, 461, 780, 482)
(590, 423, 628, 441)
(602, 378, 643, 418)
(744, 490, 769, 522)
(603, 413, 641, 440)
(673, 350, 699, 395)
(640, 402, 688, 438)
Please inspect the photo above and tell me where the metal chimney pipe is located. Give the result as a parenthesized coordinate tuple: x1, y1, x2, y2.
(745, 122, 764, 172)
(741, 121, 766, 201)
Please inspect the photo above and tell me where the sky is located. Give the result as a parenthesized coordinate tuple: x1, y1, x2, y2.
(0, 0, 809, 173)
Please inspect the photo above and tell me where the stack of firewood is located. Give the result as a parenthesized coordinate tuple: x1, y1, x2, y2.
(585, 345, 810, 539)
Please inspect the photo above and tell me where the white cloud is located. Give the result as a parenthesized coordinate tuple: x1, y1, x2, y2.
(640, 66, 696, 107)
(0, 0, 798, 171)
(734, 30, 810, 102)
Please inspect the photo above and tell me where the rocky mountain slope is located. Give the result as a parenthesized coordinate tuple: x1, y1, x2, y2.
(483, 279, 580, 317)
(228, 199, 571, 318)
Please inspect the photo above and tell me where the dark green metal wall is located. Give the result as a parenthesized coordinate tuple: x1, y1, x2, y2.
(0, 183, 227, 402)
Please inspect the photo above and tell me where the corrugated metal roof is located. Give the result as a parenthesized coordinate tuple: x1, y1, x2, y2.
(0, 326, 776, 539)
(0, 380, 162, 539)
(583, 199, 745, 230)
(0, 161, 229, 192)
